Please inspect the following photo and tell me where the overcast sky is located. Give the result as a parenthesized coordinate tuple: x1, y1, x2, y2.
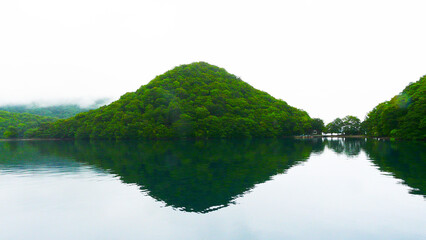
(0, 0, 425, 123)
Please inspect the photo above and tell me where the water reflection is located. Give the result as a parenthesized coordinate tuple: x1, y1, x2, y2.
(0, 137, 424, 214)
(323, 138, 425, 197)
(323, 138, 364, 156)
(0, 141, 82, 174)
(0, 139, 320, 213)
(363, 139, 426, 197)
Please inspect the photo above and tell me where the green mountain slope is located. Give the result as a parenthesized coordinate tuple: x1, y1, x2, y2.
(36, 62, 313, 139)
(0, 111, 57, 138)
(364, 76, 426, 140)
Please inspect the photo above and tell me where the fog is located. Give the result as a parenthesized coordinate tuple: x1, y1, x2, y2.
(0, 98, 112, 109)
(1, 0, 425, 123)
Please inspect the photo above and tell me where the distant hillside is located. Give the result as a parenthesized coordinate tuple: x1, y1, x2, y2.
(0, 111, 56, 138)
(364, 76, 425, 140)
(36, 62, 314, 139)
(0, 100, 109, 119)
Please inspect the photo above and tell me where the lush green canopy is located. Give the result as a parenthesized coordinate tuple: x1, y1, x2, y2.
(35, 62, 314, 139)
(325, 116, 363, 135)
(310, 118, 325, 134)
(364, 76, 426, 140)
(0, 111, 56, 138)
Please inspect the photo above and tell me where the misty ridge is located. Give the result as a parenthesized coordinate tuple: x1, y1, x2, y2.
(0, 98, 113, 138)
(0, 98, 112, 118)
(0, 97, 112, 110)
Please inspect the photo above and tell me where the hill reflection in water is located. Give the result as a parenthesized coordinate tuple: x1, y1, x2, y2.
(0, 138, 424, 213)
(323, 137, 425, 197)
(0, 139, 321, 213)
(47, 139, 320, 213)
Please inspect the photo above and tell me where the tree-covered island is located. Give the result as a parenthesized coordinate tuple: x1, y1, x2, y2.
(32, 62, 317, 139)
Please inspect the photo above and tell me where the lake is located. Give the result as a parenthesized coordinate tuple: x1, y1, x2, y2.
(0, 138, 424, 239)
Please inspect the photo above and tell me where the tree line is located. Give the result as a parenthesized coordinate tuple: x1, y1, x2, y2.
(320, 76, 425, 140)
(0, 111, 56, 138)
(324, 115, 364, 135)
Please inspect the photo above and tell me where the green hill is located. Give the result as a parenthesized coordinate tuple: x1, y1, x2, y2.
(364, 76, 426, 140)
(36, 62, 314, 139)
(0, 111, 56, 138)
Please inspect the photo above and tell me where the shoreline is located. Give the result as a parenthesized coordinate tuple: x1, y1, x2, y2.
(294, 135, 391, 140)
(0, 135, 390, 142)
(0, 138, 73, 142)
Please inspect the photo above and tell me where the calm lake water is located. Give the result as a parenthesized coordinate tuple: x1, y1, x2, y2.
(0, 138, 424, 239)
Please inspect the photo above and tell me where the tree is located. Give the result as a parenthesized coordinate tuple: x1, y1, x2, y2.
(311, 118, 325, 134)
(326, 118, 343, 135)
(3, 126, 18, 138)
(342, 116, 361, 135)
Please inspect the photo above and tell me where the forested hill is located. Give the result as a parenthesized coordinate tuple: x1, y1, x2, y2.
(0, 111, 56, 138)
(35, 62, 314, 139)
(0, 101, 108, 119)
(364, 76, 425, 140)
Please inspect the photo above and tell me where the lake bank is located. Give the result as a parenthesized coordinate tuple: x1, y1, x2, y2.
(294, 135, 392, 140)
(0, 138, 73, 142)
(0, 136, 391, 141)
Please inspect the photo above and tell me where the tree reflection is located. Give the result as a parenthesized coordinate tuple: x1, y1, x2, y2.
(363, 139, 425, 197)
(324, 138, 425, 197)
(1, 137, 424, 212)
(324, 138, 364, 156)
(22, 139, 316, 213)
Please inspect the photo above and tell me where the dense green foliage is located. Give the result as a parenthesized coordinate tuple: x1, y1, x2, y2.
(310, 118, 325, 134)
(364, 76, 426, 140)
(36, 62, 314, 139)
(0, 111, 56, 138)
(325, 115, 363, 135)
(0, 102, 106, 119)
(325, 118, 343, 134)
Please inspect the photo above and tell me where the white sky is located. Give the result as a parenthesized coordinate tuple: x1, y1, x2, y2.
(0, 0, 425, 123)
